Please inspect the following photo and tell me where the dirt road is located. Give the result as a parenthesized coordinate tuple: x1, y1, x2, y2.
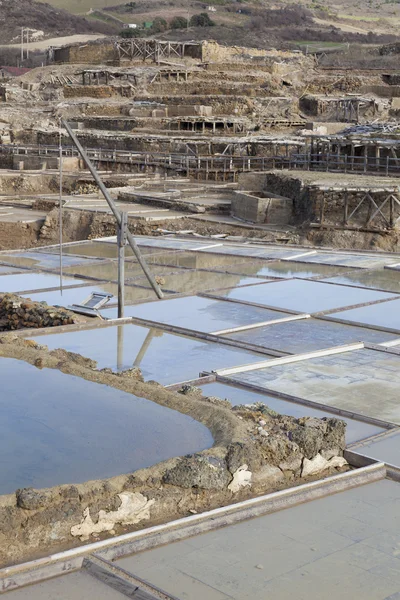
(0, 33, 105, 51)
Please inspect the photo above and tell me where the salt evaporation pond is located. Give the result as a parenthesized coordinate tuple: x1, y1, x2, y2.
(0, 358, 213, 494)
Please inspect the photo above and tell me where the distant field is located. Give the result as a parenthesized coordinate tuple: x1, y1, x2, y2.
(37, 0, 119, 14)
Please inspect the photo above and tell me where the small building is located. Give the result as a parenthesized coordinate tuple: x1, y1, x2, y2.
(208, 5, 217, 11)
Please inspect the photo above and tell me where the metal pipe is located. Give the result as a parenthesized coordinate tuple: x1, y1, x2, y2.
(59, 123, 63, 292)
(117, 211, 127, 318)
(62, 119, 163, 299)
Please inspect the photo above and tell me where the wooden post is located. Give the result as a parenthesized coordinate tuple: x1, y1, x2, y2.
(364, 145, 368, 173)
(344, 190, 348, 226)
(319, 195, 325, 225)
(376, 146, 380, 171)
(117, 211, 128, 319)
(390, 195, 394, 228)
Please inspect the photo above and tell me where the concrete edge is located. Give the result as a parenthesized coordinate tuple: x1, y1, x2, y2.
(0, 462, 385, 593)
(345, 450, 400, 482)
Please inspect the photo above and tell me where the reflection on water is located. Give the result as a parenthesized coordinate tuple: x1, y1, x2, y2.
(0, 358, 213, 494)
(0, 272, 87, 293)
(124, 295, 287, 333)
(323, 269, 400, 294)
(216, 279, 396, 314)
(30, 322, 265, 383)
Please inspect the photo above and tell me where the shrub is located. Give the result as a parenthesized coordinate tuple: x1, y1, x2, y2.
(151, 16, 168, 33)
(189, 13, 215, 27)
(170, 16, 188, 29)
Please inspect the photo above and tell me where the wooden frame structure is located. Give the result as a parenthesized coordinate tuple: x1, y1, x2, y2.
(113, 39, 202, 64)
(315, 186, 400, 229)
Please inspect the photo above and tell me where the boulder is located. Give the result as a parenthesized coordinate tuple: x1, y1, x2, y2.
(226, 441, 263, 474)
(163, 455, 231, 490)
(16, 488, 51, 510)
(289, 426, 324, 459)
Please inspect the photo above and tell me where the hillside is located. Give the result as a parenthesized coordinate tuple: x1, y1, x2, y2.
(39, 0, 400, 46)
(0, 0, 114, 44)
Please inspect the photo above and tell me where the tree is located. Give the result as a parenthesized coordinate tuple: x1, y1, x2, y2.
(170, 16, 188, 29)
(151, 17, 168, 33)
(189, 12, 215, 27)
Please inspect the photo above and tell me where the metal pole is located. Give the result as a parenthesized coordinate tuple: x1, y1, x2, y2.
(59, 123, 63, 292)
(117, 325, 124, 371)
(117, 211, 127, 319)
(62, 119, 163, 299)
(21, 28, 24, 62)
(26, 29, 29, 60)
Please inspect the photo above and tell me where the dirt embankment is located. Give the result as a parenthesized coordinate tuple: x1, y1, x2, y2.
(2, 203, 400, 253)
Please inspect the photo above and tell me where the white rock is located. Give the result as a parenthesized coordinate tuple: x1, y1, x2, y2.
(328, 456, 348, 468)
(301, 453, 329, 477)
(71, 492, 155, 541)
(228, 464, 252, 493)
(320, 447, 340, 461)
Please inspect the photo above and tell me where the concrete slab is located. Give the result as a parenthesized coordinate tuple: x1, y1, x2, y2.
(293, 252, 399, 269)
(115, 480, 400, 600)
(2, 572, 126, 600)
(330, 298, 400, 331)
(198, 245, 297, 260)
(0, 207, 46, 224)
(223, 317, 398, 352)
(214, 279, 396, 314)
(228, 348, 400, 424)
(199, 381, 385, 443)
